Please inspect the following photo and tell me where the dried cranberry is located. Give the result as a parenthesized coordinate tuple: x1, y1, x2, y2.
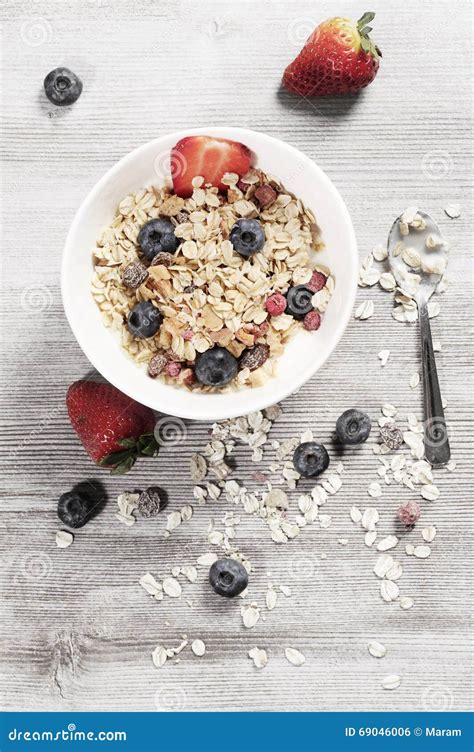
(398, 501, 421, 527)
(307, 271, 327, 293)
(165, 361, 181, 378)
(265, 292, 287, 316)
(303, 310, 321, 331)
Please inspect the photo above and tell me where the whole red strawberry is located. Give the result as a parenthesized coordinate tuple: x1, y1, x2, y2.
(283, 12, 381, 96)
(66, 380, 158, 474)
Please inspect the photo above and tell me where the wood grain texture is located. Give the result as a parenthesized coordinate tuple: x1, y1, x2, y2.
(1, 0, 473, 712)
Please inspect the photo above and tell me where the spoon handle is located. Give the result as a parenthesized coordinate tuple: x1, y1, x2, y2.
(419, 302, 451, 466)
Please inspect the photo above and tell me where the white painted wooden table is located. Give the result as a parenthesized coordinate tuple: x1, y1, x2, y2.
(1, 0, 472, 713)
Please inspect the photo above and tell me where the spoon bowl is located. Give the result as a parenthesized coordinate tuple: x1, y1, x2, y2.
(387, 208, 450, 467)
(388, 209, 449, 304)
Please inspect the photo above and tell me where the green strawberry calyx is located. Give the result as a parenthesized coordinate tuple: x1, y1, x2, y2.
(357, 12, 382, 59)
(98, 432, 159, 474)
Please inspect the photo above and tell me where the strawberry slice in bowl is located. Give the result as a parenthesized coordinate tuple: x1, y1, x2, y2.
(171, 135, 252, 198)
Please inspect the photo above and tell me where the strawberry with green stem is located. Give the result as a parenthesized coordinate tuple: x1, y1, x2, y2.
(283, 12, 381, 97)
(66, 380, 159, 474)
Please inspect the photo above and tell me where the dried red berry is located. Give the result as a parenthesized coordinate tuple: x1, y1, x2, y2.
(165, 361, 181, 378)
(398, 501, 421, 527)
(121, 260, 149, 289)
(303, 310, 321, 331)
(148, 353, 168, 377)
(239, 344, 270, 371)
(265, 292, 287, 316)
(254, 184, 277, 208)
(182, 329, 194, 341)
(307, 270, 327, 293)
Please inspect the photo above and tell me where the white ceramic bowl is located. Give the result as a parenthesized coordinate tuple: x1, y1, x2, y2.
(62, 127, 357, 421)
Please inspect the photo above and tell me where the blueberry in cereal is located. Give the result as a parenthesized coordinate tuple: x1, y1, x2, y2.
(286, 285, 314, 320)
(230, 218, 265, 257)
(127, 302, 162, 339)
(195, 347, 239, 387)
(138, 218, 180, 260)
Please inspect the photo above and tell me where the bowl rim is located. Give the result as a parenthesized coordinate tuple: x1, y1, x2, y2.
(61, 126, 358, 421)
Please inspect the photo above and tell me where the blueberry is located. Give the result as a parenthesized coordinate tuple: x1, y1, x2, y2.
(57, 491, 92, 528)
(127, 302, 162, 338)
(336, 409, 372, 445)
(209, 558, 248, 598)
(43, 67, 82, 107)
(138, 218, 179, 260)
(195, 347, 238, 387)
(286, 285, 314, 320)
(230, 218, 265, 257)
(293, 441, 330, 478)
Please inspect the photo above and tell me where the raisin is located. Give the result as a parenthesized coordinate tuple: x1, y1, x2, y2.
(239, 344, 270, 371)
(148, 353, 167, 378)
(121, 260, 148, 289)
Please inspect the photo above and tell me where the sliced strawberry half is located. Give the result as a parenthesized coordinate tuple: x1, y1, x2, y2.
(171, 136, 252, 198)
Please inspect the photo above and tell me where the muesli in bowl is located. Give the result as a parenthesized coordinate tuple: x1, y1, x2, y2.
(91, 135, 334, 392)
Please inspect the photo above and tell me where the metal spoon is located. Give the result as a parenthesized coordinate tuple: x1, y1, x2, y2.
(387, 209, 450, 467)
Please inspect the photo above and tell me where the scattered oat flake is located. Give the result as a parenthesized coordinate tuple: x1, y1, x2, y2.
(55, 530, 73, 548)
(152, 645, 167, 668)
(413, 545, 431, 559)
(368, 482, 382, 498)
(197, 552, 218, 567)
(285, 647, 305, 666)
(380, 579, 399, 603)
(365, 531, 377, 547)
(378, 350, 390, 367)
(368, 641, 387, 658)
(377, 535, 398, 552)
(362, 508, 379, 531)
(354, 300, 374, 320)
(444, 203, 461, 218)
(422, 525, 437, 543)
(382, 674, 401, 690)
(338, 538, 349, 546)
(241, 604, 260, 629)
(266, 589, 277, 610)
(400, 596, 414, 610)
(421, 484, 440, 501)
(163, 577, 182, 598)
(191, 639, 206, 656)
(279, 585, 292, 597)
(410, 372, 420, 389)
(139, 573, 163, 598)
(374, 553, 394, 579)
(350, 505, 362, 523)
(181, 565, 198, 583)
(248, 647, 268, 669)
